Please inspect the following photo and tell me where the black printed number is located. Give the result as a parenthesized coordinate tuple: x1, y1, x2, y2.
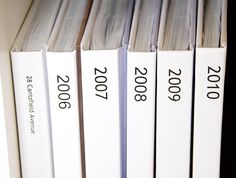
(168, 69, 182, 101)
(134, 67, 147, 102)
(207, 66, 221, 99)
(95, 67, 108, 99)
(57, 75, 71, 109)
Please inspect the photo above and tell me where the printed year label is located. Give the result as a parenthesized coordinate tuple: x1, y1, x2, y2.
(57, 75, 71, 109)
(168, 69, 182, 102)
(94, 67, 108, 100)
(134, 67, 147, 102)
(207, 66, 221, 99)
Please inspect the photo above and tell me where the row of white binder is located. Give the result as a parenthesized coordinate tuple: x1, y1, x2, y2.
(0, 0, 227, 178)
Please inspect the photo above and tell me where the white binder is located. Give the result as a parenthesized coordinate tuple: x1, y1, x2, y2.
(10, 0, 61, 177)
(80, 0, 134, 178)
(156, 0, 196, 178)
(45, 1, 90, 177)
(193, 1, 227, 178)
(127, 0, 161, 178)
(11, 51, 54, 178)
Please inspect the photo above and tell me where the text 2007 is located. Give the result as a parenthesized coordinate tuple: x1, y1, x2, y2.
(94, 67, 108, 100)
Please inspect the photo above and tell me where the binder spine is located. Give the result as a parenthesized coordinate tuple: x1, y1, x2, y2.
(81, 49, 122, 178)
(127, 51, 156, 178)
(11, 51, 54, 178)
(193, 47, 227, 178)
(46, 51, 82, 178)
(156, 50, 193, 178)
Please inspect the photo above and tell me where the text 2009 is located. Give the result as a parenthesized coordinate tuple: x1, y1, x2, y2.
(168, 69, 182, 102)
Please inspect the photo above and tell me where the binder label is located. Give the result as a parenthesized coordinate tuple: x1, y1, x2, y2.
(207, 66, 221, 100)
(57, 75, 71, 109)
(134, 67, 147, 102)
(26, 75, 36, 134)
(94, 67, 108, 100)
(168, 69, 182, 102)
